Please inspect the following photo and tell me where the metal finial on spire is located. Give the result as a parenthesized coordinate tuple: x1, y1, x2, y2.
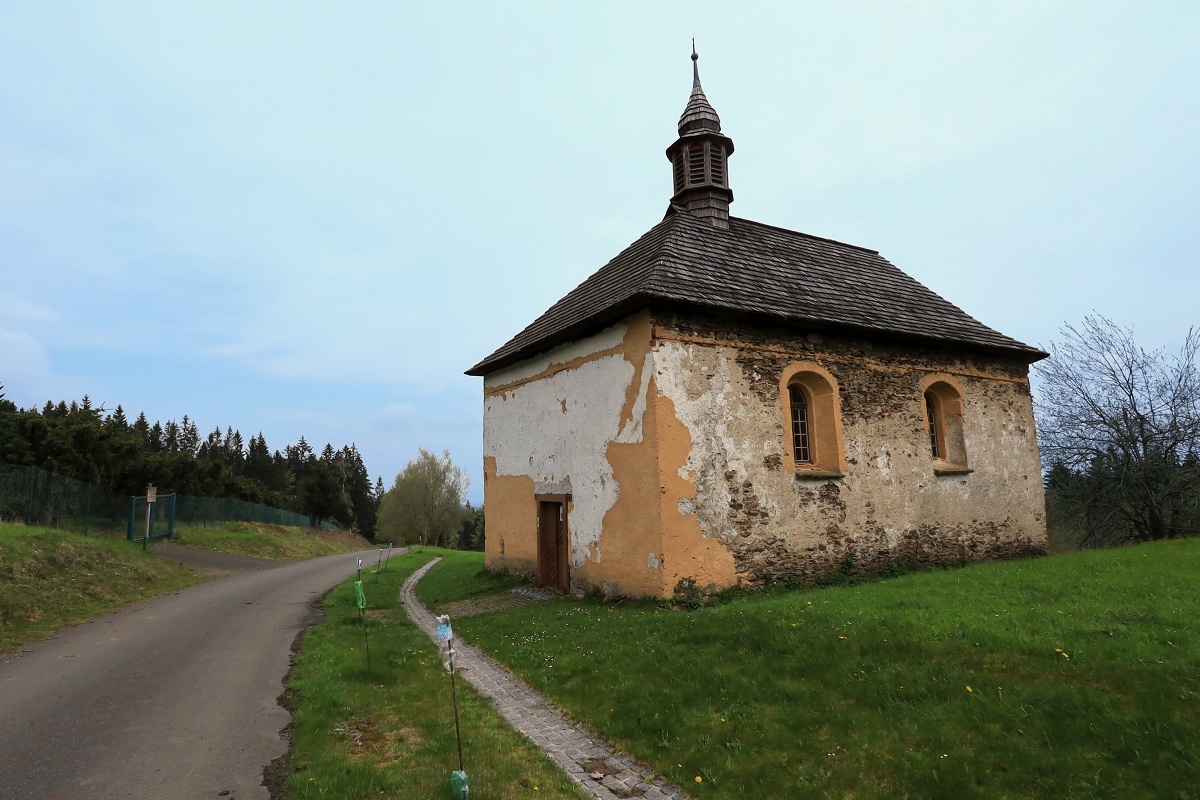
(678, 43, 721, 135)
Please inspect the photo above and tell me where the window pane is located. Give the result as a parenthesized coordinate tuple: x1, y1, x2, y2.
(926, 393, 940, 459)
(790, 385, 810, 463)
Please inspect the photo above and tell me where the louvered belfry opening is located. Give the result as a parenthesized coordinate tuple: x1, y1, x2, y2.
(665, 49, 735, 228)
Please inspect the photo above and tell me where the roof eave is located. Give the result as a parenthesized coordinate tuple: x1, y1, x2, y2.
(464, 293, 655, 377)
(465, 297, 1048, 377)
(654, 301, 1049, 364)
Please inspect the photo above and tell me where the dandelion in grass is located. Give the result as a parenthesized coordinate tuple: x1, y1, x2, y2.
(695, 776, 703, 783)
(966, 686, 972, 692)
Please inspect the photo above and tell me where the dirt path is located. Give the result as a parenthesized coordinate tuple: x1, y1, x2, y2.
(0, 547, 379, 800)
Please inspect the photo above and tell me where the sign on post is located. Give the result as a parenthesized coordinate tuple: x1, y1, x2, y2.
(144, 484, 156, 550)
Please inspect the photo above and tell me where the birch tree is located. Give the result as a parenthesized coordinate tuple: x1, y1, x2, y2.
(1036, 316, 1200, 545)
(377, 449, 470, 546)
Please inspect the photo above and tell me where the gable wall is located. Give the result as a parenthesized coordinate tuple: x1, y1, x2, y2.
(482, 311, 667, 596)
(650, 311, 1048, 589)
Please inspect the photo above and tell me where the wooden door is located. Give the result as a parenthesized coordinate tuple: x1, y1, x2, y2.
(537, 500, 569, 594)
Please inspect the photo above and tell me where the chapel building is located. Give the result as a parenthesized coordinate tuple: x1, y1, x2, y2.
(467, 52, 1049, 598)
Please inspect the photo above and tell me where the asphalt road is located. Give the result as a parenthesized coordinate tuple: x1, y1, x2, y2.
(0, 545, 381, 800)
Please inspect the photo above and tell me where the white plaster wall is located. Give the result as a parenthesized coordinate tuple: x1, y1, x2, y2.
(484, 323, 628, 389)
(484, 323, 651, 565)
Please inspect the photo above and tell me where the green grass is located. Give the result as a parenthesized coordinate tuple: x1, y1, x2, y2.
(173, 521, 370, 559)
(282, 548, 585, 799)
(419, 542, 1200, 800)
(415, 546, 532, 611)
(0, 524, 204, 653)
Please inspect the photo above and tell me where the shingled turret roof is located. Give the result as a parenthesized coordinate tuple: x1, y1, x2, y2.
(678, 47, 723, 135)
(466, 209, 1046, 376)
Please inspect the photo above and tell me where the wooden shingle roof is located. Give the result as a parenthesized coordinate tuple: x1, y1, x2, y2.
(466, 209, 1046, 376)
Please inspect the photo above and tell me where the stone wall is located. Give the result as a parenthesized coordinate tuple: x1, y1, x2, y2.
(650, 310, 1048, 589)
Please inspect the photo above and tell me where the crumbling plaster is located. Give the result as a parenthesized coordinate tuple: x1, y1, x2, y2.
(482, 312, 666, 594)
(482, 306, 1048, 598)
(650, 312, 1047, 586)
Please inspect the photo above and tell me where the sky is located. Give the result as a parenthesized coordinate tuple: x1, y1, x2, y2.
(2, 2, 1197, 503)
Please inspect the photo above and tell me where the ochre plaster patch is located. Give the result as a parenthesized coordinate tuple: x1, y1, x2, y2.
(654, 385, 738, 594)
(482, 456, 538, 576)
(585, 311, 668, 597)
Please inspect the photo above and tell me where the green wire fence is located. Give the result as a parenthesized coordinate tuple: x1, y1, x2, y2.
(0, 462, 331, 536)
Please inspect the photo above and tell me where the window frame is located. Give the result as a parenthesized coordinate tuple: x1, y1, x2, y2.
(921, 375, 971, 474)
(780, 362, 846, 478)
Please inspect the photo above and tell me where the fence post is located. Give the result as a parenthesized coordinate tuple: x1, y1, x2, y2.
(168, 494, 177, 540)
(85, 483, 92, 537)
(127, 496, 137, 541)
(26, 465, 36, 527)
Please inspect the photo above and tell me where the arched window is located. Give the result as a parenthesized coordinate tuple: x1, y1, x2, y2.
(789, 384, 811, 463)
(923, 378, 970, 472)
(781, 364, 845, 475)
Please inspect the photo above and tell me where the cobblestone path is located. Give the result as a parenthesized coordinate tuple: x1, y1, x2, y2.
(401, 558, 687, 800)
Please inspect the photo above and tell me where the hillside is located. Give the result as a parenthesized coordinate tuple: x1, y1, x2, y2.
(0, 525, 203, 653)
(0, 522, 372, 655)
(172, 521, 371, 559)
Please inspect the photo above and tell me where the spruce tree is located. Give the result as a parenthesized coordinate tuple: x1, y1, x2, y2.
(109, 405, 128, 429)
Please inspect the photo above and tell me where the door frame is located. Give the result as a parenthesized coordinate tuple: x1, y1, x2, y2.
(535, 493, 571, 594)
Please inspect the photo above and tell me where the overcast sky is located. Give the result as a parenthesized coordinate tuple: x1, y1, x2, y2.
(2, 2, 1197, 502)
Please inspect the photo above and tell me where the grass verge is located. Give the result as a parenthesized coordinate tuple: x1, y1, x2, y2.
(430, 541, 1200, 799)
(414, 546, 532, 611)
(173, 521, 370, 559)
(0, 524, 204, 653)
(282, 548, 584, 799)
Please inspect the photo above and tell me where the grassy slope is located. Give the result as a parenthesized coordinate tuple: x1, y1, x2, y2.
(173, 521, 371, 559)
(0, 524, 204, 653)
(283, 549, 584, 799)
(418, 542, 1200, 800)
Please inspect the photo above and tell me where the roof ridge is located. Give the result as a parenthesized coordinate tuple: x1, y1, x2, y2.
(643, 212, 694, 291)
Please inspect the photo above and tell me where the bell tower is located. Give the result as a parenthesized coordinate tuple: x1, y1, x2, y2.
(665, 46, 735, 228)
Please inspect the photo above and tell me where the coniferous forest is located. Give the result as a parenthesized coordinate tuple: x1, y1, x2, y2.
(0, 386, 382, 538)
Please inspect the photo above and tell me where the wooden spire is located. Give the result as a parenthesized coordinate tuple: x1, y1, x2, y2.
(665, 46, 735, 228)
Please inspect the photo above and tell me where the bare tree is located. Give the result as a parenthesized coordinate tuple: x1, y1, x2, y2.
(377, 449, 470, 547)
(1036, 315, 1200, 546)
